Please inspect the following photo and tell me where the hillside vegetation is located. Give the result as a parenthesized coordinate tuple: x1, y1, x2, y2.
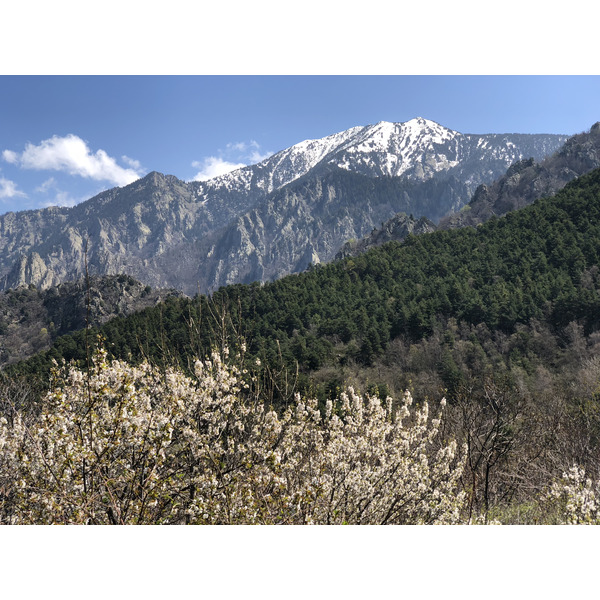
(13, 167, 600, 381)
(5, 166, 600, 522)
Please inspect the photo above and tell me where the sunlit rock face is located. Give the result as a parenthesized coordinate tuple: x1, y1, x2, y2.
(0, 119, 569, 294)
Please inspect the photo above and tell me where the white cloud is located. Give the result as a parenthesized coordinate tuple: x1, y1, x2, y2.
(226, 140, 273, 164)
(2, 134, 144, 187)
(191, 157, 247, 181)
(122, 155, 143, 171)
(190, 140, 273, 182)
(249, 149, 273, 163)
(2, 150, 18, 164)
(226, 142, 250, 153)
(0, 176, 26, 200)
(39, 190, 82, 208)
(33, 176, 104, 209)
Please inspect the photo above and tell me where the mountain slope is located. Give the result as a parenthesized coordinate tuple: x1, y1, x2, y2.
(339, 121, 600, 259)
(170, 166, 466, 292)
(334, 213, 437, 260)
(439, 122, 600, 229)
(12, 165, 600, 388)
(0, 118, 567, 293)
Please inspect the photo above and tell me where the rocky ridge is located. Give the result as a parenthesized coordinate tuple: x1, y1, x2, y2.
(339, 122, 600, 260)
(334, 213, 438, 260)
(0, 118, 568, 294)
(439, 122, 600, 229)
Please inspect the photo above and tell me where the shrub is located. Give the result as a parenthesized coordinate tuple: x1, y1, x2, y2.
(0, 348, 466, 525)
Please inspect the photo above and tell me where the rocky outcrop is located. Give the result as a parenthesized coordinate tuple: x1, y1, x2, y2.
(4, 252, 56, 290)
(334, 213, 437, 260)
(0, 274, 183, 365)
(439, 123, 600, 230)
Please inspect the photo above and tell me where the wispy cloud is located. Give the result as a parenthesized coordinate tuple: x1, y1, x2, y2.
(190, 140, 273, 182)
(122, 155, 143, 171)
(2, 135, 144, 187)
(249, 149, 273, 163)
(33, 176, 97, 209)
(226, 142, 250, 153)
(35, 177, 57, 193)
(0, 176, 26, 200)
(226, 140, 273, 163)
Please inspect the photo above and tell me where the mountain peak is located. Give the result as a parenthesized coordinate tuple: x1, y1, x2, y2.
(371, 117, 441, 129)
(402, 117, 458, 138)
(0, 119, 569, 295)
(405, 116, 437, 127)
(139, 171, 185, 187)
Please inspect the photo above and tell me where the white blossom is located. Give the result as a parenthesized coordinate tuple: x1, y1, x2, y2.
(547, 465, 600, 524)
(0, 347, 467, 525)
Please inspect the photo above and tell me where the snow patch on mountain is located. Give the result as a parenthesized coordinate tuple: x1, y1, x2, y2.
(183, 117, 567, 234)
(327, 117, 464, 178)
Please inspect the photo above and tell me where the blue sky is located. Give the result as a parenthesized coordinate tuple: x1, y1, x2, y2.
(1, 75, 599, 215)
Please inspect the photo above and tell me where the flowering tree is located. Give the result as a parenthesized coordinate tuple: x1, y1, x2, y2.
(0, 348, 466, 524)
(546, 466, 600, 524)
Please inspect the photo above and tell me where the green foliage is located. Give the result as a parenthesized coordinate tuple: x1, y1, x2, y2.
(8, 168, 600, 411)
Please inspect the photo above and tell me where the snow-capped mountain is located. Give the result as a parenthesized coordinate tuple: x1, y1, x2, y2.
(191, 117, 566, 218)
(0, 118, 570, 294)
(330, 118, 462, 177)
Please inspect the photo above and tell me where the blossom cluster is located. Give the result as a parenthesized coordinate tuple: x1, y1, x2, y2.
(0, 348, 466, 524)
(547, 465, 600, 524)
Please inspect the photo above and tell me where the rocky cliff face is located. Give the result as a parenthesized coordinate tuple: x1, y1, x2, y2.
(0, 173, 207, 290)
(171, 167, 463, 292)
(0, 118, 569, 294)
(334, 213, 438, 260)
(439, 123, 600, 230)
